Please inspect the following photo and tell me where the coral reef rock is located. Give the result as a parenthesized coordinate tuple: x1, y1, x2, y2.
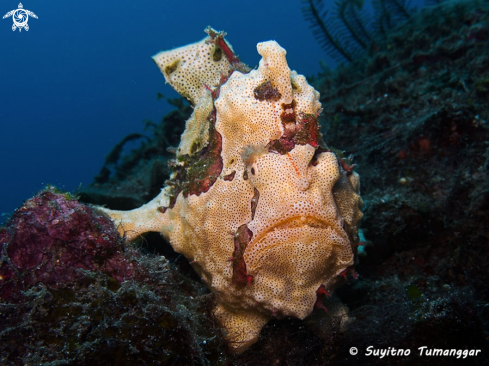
(0, 188, 132, 301)
(99, 28, 363, 353)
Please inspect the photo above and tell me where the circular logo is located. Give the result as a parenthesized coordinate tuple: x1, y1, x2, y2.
(349, 347, 358, 355)
(13, 9, 28, 28)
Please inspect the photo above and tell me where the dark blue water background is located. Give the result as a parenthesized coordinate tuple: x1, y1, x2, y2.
(0, 0, 423, 217)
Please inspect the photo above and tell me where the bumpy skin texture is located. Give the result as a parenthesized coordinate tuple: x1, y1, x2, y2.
(100, 29, 363, 353)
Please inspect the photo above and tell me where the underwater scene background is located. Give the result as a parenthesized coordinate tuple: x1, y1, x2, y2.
(1, 0, 489, 365)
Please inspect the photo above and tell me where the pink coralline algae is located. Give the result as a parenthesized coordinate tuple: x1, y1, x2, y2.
(0, 188, 133, 301)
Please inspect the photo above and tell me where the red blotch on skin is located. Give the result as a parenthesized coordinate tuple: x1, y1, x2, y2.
(204, 27, 251, 74)
(314, 284, 331, 313)
(339, 267, 359, 281)
(231, 225, 253, 287)
(223, 171, 236, 181)
(183, 117, 224, 197)
(295, 112, 320, 148)
(339, 158, 357, 175)
(254, 81, 282, 101)
(280, 101, 296, 122)
(268, 109, 322, 154)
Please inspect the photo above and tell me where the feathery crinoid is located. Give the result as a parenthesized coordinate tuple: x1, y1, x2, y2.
(372, 0, 415, 37)
(302, 0, 375, 63)
(334, 0, 376, 52)
(303, 0, 416, 64)
(302, 0, 357, 62)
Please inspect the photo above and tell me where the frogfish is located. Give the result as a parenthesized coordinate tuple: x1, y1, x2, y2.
(99, 27, 363, 353)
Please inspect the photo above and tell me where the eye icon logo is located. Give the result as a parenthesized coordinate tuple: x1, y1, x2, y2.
(3, 3, 37, 32)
